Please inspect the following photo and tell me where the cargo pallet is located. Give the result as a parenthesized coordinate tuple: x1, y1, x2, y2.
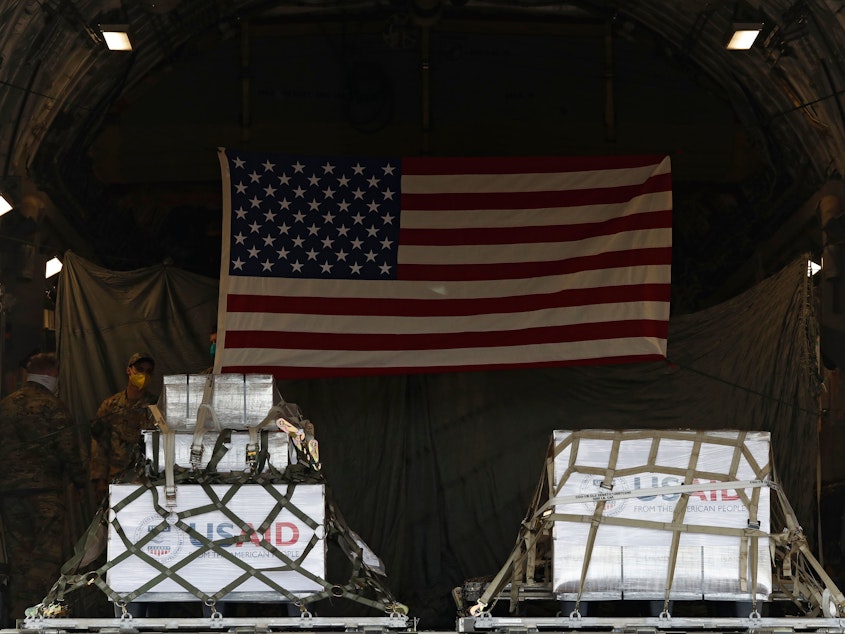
(455, 432, 845, 634)
(3, 613, 412, 634)
(1, 379, 412, 634)
(6, 613, 845, 634)
(457, 613, 845, 633)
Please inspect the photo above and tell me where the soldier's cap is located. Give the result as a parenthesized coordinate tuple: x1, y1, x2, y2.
(127, 352, 155, 369)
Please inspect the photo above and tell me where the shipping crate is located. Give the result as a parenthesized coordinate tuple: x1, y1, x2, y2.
(551, 430, 771, 601)
(143, 430, 289, 473)
(106, 484, 325, 601)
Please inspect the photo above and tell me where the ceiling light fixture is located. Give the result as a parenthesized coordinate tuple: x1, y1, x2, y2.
(0, 194, 12, 216)
(99, 24, 132, 51)
(727, 22, 764, 49)
(45, 256, 63, 279)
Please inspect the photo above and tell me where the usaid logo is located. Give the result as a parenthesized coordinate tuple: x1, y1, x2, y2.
(187, 521, 302, 547)
(133, 515, 184, 562)
(578, 475, 631, 516)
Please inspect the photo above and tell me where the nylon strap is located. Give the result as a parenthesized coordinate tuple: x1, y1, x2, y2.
(149, 404, 177, 509)
(189, 376, 216, 469)
(533, 478, 769, 518)
(574, 430, 622, 610)
(660, 433, 702, 612)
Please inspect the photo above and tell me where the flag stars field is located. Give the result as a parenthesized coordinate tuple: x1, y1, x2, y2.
(221, 153, 404, 280)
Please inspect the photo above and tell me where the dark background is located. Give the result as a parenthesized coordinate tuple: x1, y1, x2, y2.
(1, 0, 845, 626)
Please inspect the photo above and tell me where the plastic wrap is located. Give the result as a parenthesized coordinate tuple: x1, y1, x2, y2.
(106, 483, 325, 601)
(143, 430, 289, 473)
(159, 373, 277, 431)
(551, 430, 771, 601)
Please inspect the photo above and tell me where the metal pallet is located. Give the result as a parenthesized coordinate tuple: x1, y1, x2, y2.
(457, 614, 845, 633)
(2, 613, 412, 634)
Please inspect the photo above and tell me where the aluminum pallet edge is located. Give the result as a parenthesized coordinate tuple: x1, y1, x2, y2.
(457, 614, 845, 633)
(3, 613, 412, 633)
(5, 615, 845, 634)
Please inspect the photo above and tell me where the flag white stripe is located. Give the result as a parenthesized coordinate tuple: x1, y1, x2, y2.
(224, 301, 670, 335)
(401, 161, 672, 194)
(225, 264, 671, 300)
(398, 228, 672, 265)
(221, 336, 668, 369)
(400, 192, 672, 228)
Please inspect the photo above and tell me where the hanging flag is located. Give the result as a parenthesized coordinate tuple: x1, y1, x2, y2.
(214, 149, 672, 379)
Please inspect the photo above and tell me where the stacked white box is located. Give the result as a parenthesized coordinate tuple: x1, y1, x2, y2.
(159, 373, 277, 431)
(212, 374, 277, 429)
(143, 430, 289, 473)
(160, 375, 212, 431)
(551, 430, 771, 601)
(106, 484, 325, 601)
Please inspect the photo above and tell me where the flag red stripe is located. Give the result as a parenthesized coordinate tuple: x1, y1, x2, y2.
(401, 173, 672, 210)
(397, 247, 672, 281)
(221, 353, 668, 379)
(403, 155, 669, 174)
(400, 209, 671, 246)
(224, 320, 669, 351)
(227, 283, 671, 317)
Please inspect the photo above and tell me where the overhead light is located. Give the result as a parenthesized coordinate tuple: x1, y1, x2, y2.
(727, 22, 764, 50)
(99, 24, 132, 51)
(45, 257, 63, 279)
(0, 194, 11, 216)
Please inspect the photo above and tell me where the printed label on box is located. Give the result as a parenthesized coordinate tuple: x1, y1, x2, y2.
(551, 430, 772, 600)
(107, 484, 325, 600)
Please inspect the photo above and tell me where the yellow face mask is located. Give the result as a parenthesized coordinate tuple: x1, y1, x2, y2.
(129, 372, 148, 390)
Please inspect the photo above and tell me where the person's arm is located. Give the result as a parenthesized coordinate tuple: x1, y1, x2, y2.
(89, 401, 112, 495)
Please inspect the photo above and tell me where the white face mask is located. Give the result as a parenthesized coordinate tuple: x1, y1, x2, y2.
(29, 373, 58, 394)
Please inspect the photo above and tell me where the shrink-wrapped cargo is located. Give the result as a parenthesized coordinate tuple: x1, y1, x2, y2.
(143, 429, 289, 473)
(160, 374, 211, 430)
(211, 374, 277, 428)
(106, 483, 325, 601)
(551, 430, 771, 601)
(158, 373, 277, 431)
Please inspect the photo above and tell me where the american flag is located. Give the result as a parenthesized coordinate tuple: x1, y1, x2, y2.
(215, 149, 672, 379)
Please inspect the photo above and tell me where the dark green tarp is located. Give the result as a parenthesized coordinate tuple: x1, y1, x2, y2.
(56, 253, 820, 626)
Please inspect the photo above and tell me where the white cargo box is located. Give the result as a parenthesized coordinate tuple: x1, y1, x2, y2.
(551, 430, 771, 601)
(159, 373, 277, 431)
(143, 430, 289, 473)
(212, 374, 276, 428)
(160, 374, 210, 430)
(107, 484, 325, 601)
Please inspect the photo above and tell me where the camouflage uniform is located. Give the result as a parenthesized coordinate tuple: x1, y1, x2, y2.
(90, 390, 158, 485)
(0, 381, 88, 623)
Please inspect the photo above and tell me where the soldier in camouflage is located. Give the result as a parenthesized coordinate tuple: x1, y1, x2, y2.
(0, 352, 88, 625)
(89, 353, 158, 500)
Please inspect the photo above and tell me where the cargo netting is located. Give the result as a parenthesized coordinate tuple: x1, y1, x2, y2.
(461, 429, 845, 620)
(29, 374, 407, 622)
